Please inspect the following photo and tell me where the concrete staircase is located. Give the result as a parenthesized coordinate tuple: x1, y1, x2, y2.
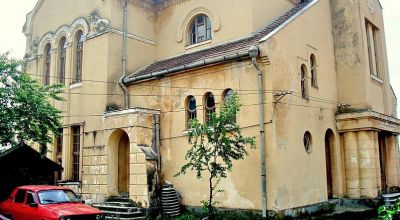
(93, 196, 146, 220)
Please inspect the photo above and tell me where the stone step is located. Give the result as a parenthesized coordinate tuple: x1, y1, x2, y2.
(100, 210, 144, 217)
(94, 204, 141, 211)
(105, 216, 145, 220)
(103, 201, 134, 207)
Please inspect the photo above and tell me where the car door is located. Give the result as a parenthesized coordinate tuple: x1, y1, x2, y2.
(10, 189, 26, 220)
(20, 191, 41, 220)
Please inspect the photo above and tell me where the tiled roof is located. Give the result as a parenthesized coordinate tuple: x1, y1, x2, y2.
(126, 0, 313, 81)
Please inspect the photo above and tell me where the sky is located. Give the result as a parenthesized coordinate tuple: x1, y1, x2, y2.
(0, 0, 399, 115)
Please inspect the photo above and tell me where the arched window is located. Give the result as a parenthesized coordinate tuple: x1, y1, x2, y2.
(58, 37, 66, 84)
(301, 64, 308, 99)
(186, 96, 197, 128)
(204, 92, 216, 123)
(223, 89, 236, 124)
(310, 54, 317, 87)
(43, 43, 51, 85)
(188, 14, 212, 45)
(74, 30, 84, 83)
(303, 131, 312, 153)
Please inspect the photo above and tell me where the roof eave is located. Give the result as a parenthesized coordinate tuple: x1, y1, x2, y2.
(124, 50, 251, 85)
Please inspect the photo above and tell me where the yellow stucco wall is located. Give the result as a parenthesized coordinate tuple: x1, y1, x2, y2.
(22, 0, 399, 212)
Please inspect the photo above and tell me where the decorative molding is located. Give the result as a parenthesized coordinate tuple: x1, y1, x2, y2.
(23, 0, 45, 37)
(26, 17, 90, 60)
(52, 25, 71, 46)
(70, 18, 90, 37)
(37, 32, 53, 56)
(176, 6, 221, 43)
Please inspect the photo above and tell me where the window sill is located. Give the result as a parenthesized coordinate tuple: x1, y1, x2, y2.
(185, 40, 212, 50)
(70, 82, 82, 89)
(311, 85, 319, 89)
(370, 75, 383, 84)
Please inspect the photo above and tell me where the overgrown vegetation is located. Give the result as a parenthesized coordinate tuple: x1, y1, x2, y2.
(156, 208, 263, 220)
(378, 199, 400, 220)
(175, 93, 256, 220)
(0, 53, 64, 154)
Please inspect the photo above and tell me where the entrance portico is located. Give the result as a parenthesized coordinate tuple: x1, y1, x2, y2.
(336, 110, 400, 198)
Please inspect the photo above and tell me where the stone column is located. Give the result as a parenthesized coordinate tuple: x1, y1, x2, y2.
(344, 132, 360, 197)
(358, 131, 379, 197)
(129, 141, 149, 207)
(385, 135, 399, 188)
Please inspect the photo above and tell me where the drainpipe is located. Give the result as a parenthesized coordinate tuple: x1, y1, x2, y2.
(249, 45, 267, 218)
(155, 114, 161, 170)
(119, 0, 129, 109)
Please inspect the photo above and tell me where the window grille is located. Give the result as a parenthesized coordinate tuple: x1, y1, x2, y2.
(71, 126, 80, 181)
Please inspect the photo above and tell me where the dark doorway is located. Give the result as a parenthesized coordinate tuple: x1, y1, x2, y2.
(325, 129, 335, 199)
(118, 133, 130, 194)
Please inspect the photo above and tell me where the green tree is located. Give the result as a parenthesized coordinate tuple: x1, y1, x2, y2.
(0, 53, 64, 154)
(175, 93, 256, 219)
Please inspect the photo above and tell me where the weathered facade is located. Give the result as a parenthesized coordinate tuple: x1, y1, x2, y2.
(23, 0, 399, 212)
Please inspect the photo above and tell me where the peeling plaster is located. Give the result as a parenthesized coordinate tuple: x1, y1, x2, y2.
(219, 177, 254, 209)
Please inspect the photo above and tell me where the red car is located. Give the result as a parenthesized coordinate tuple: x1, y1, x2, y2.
(0, 185, 104, 220)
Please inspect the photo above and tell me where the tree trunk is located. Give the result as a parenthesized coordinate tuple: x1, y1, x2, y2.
(209, 175, 213, 220)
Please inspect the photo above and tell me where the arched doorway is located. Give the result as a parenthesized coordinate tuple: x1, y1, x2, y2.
(325, 129, 335, 199)
(108, 129, 130, 195)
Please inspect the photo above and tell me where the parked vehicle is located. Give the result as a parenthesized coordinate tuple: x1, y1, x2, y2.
(0, 185, 104, 220)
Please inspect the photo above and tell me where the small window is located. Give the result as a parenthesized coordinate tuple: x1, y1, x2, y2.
(14, 189, 26, 203)
(58, 37, 66, 84)
(186, 96, 197, 128)
(223, 89, 236, 124)
(43, 43, 51, 85)
(204, 92, 216, 123)
(74, 30, 84, 84)
(188, 14, 212, 45)
(26, 192, 36, 204)
(304, 131, 312, 153)
(301, 64, 308, 99)
(365, 20, 380, 78)
(310, 54, 317, 87)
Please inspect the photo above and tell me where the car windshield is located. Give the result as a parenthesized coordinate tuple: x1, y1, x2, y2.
(37, 190, 80, 204)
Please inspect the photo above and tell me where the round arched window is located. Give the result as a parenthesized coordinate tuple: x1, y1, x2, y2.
(186, 96, 197, 128)
(204, 92, 215, 123)
(188, 14, 212, 45)
(223, 89, 236, 124)
(304, 131, 312, 153)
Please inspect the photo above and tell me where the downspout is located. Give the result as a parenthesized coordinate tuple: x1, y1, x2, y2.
(119, 0, 129, 109)
(155, 114, 161, 170)
(249, 45, 267, 218)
